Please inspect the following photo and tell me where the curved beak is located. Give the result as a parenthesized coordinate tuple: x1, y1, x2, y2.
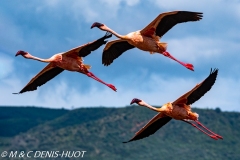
(90, 22, 104, 29)
(130, 98, 142, 105)
(15, 50, 27, 57)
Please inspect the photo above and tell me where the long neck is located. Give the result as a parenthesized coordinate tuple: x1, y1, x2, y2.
(31, 56, 51, 63)
(142, 102, 163, 112)
(24, 54, 52, 63)
(103, 26, 127, 40)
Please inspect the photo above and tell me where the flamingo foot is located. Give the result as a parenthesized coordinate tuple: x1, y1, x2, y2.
(185, 63, 194, 71)
(183, 120, 222, 140)
(195, 120, 223, 140)
(162, 51, 194, 71)
(210, 135, 218, 140)
(216, 135, 223, 139)
(86, 72, 117, 92)
(107, 84, 117, 92)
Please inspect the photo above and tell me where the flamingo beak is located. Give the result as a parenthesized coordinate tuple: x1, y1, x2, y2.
(15, 50, 27, 57)
(130, 98, 142, 105)
(91, 22, 104, 29)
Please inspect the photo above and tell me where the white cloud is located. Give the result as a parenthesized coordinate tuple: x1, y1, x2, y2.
(0, 0, 240, 112)
(0, 13, 24, 53)
(0, 53, 14, 79)
(1, 71, 239, 112)
(151, 0, 236, 13)
(102, 0, 139, 6)
(165, 36, 239, 64)
(36, 0, 140, 23)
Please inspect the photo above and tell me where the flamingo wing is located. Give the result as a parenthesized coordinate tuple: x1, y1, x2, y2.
(63, 32, 112, 58)
(141, 11, 203, 38)
(173, 68, 218, 106)
(123, 113, 172, 143)
(78, 32, 112, 57)
(102, 39, 135, 66)
(13, 64, 64, 94)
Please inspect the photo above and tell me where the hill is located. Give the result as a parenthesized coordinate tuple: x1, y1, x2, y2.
(0, 106, 68, 137)
(0, 106, 240, 160)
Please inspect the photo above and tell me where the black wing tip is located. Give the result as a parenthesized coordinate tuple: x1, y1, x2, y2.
(102, 62, 110, 66)
(102, 61, 112, 66)
(210, 68, 219, 74)
(195, 12, 203, 15)
(178, 11, 203, 15)
(12, 92, 20, 94)
(179, 11, 203, 20)
(122, 139, 133, 143)
(195, 12, 203, 20)
(104, 32, 112, 39)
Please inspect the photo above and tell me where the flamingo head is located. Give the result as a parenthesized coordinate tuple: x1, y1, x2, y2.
(91, 22, 106, 30)
(15, 50, 31, 58)
(130, 98, 143, 105)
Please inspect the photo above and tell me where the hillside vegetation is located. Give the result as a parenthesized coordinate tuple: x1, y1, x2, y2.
(0, 106, 240, 160)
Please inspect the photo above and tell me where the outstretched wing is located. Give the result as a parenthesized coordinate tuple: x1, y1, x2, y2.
(173, 68, 218, 105)
(102, 39, 135, 66)
(141, 11, 203, 38)
(123, 113, 172, 143)
(13, 64, 64, 94)
(63, 32, 112, 58)
(78, 32, 112, 57)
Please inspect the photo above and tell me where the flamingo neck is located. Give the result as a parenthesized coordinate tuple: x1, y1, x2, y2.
(32, 57, 51, 63)
(142, 102, 162, 112)
(23, 53, 52, 63)
(103, 26, 127, 40)
(30, 56, 51, 63)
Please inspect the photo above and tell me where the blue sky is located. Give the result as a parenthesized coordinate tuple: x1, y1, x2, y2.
(1, 0, 240, 111)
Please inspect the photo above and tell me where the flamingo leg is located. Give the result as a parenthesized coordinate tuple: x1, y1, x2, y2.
(195, 120, 223, 139)
(182, 120, 219, 140)
(162, 51, 194, 71)
(85, 71, 117, 92)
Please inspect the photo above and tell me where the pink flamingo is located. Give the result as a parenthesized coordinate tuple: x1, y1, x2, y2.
(124, 69, 223, 143)
(14, 32, 117, 94)
(91, 11, 203, 71)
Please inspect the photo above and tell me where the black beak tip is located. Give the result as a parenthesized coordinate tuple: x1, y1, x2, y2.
(130, 98, 136, 105)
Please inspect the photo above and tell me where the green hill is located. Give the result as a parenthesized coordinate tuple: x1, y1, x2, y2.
(0, 106, 240, 160)
(0, 106, 68, 137)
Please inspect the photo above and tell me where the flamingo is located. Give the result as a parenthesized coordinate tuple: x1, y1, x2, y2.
(13, 32, 117, 94)
(123, 68, 222, 143)
(91, 11, 203, 71)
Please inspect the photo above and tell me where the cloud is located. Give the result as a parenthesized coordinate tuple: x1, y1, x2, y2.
(0, 0, 240, 112)
(0, 13, 25, 53)
(102, 0, 140, 6)
(36, 0, 140, 24)
(151, 0, 239, 14)
(165, 36, 240, 64)
(0, 53, 14, 79)
(1, 70, 239, 112)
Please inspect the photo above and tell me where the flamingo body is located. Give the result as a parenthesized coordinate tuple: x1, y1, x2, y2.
(53, 54, 85, 72)
(121, 31, 166, 53)
(124, 69, 222, 143)
(160, 102, 198, 121)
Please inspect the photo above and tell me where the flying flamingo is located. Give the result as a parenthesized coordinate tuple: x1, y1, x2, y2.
(13, 32, 117, 94)
(123, 68, 222, 143)
(91, 11, 203, 71)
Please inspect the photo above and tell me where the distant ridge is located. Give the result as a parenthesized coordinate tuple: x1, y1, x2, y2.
(0, 106, 240, 160)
